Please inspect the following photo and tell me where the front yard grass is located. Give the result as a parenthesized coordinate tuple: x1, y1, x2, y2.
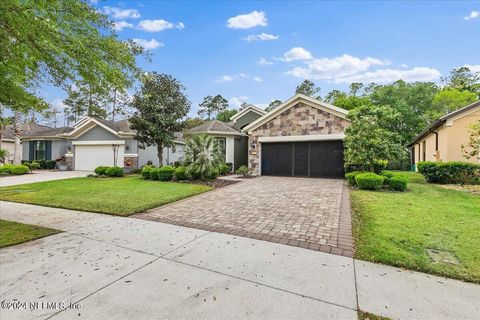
(351, 171, 480, 283)
(0, 220, 59, 248)
(0, 176, 212, 216)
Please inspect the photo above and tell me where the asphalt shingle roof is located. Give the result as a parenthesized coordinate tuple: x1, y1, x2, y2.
(185, 119, 240, 134)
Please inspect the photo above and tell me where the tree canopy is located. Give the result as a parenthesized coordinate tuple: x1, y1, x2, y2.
(198, 95, 228, 120)
(295, 80, 321, 99)
(0, 0, 143, 114)
(216, 109, 238, 122)
(129, 73, 190, 164)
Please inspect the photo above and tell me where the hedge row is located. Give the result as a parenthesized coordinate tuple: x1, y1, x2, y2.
(417, 161, 480, 185)
(141, 165, 186, 181)
(21, 159, 56, 169)
(0, 164, 30, 175)
(346, 171, 408, 192)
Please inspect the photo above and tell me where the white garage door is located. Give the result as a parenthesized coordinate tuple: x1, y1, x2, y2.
(75, 145, 125, 171)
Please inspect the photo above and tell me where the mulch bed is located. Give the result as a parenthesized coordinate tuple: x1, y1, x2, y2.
(181, 178, 240, 189)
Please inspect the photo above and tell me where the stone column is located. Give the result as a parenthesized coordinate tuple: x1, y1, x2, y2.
(65, 153, 74, 171)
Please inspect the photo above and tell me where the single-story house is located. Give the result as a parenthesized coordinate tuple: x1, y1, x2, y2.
(408, 100, 480, 166)
(1, 122, 52, 164)
(185, 104, 266, 170)
(244, 93, 350, 178)
(21, 116, 185, 171)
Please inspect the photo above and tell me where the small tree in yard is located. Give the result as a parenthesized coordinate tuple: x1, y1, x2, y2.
(129, 72, 191, 165)
(344, 105, 405, 173)
(184, 134, 224, 179)
(462, 120, 480, 160)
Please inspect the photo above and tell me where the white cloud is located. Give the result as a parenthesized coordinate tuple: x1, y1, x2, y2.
(215, 73, 250, 83)
(132, 38, 163, 49)
(114, 21, 134, 31)
(333, 67, 441, 84)
(464, 64, 480, 73)
(258, 57, 273, 66)
(253, 76, 263, 82)
(226, 10, 267, 29)
(103, 6, 140, 19)
(242, 33, 279, 42)
(137, 19, 185, 32)
(229, 96, 249, 108)
(464, 10, 480, 20)
(279, 47, 313, 62)
(286, 54, 389, 80)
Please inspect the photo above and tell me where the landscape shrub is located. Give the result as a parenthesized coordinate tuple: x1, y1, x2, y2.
(219, 163, 229, 175)
(345, 171, 364, 186)
(141, 166, 154, 179)
(372, 160, 388, 174)
(417, 161, 480, 184)
(380, 171, 395, 185)
(173, 161, 182, 168)
(355, 173, 384, 191)
(389, 176, 408, 192)
(45, 160, 56, 169)
(0, 164, 14, 174)
(105, 166, 124, 177)
(236, 165, 252, 178)
(10, 165, 30, 175)
(23, 161, 41, 173)
(158, 165, 175, 181)
(94, 166, 109, 176)
(150, 168, 161, 180)
(175, 166, 187, 180)
(131, 168, 142, 174)
(226, 162, 233, 172)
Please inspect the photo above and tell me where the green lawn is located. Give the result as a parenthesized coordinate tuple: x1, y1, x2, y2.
(352, 171, 480, 283)
(0, 220, 59, 248)
(0, 176, 212, 216)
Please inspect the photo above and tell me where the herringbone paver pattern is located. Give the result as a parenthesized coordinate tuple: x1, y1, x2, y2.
(135, 176, 353, 256)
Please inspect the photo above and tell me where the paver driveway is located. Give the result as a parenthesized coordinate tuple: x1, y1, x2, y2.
(137, 176, 353, 257)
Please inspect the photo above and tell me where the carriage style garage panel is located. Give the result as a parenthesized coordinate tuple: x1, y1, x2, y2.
(261, 141, 344, 178)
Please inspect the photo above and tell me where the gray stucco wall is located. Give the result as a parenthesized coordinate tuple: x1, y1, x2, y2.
(232, 110, 263, 131)
(137, 143, 184, 167)
(234, 136, 248, 170)
(76, 126, 119, 141)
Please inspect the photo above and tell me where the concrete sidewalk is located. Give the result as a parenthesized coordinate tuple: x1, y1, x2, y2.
(1, 201, 479, 320)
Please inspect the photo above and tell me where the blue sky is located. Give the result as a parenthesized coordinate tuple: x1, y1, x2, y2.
(43, 1, 480, 121)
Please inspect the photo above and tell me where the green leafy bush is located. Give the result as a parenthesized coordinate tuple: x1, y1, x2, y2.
(380, 171, 395, 185)
(105, 166, 124, 177)
(175, 166, 187, 180)
(236, 165, 252, 178)
(45, 160, 56, 169)
(173, 161, 182, 168)
(23, 161, 41, 172)
(355, 172, 384, 190)
(219, 163, 229, 175)
(158, 165, 175, 181)
(10, 165, 30, 175)
(0, 148, 8, 163)
(141, 166, 154, 179)
(0, 164, 14, 174)
(94, 166, 109, 176)
(150, 168, 160, 180)
(345, 171, 364, 186)
(417, 161, 480, 184)
(389, 176, 408, 191)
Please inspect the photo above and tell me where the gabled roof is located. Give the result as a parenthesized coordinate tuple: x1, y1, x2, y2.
(243, 93, 349, 133)
(184, 119, 244, 136)
(230, 104, 266, 122)
(408, 100, 480, 147)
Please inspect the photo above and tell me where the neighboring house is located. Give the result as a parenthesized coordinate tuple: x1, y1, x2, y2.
(22, 116, 185, 170)
(1, 122, 51, 164)
(184, 104, 266, 170)
(244, 93, 350, 178)
(408, 100, 480, 166)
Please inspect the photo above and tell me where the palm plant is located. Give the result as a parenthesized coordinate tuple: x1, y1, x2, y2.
(0, 148, 8, 164)
(184, 134, 224, 179)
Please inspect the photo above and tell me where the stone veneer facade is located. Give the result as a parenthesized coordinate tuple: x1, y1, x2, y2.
(248, 102, 350, 175)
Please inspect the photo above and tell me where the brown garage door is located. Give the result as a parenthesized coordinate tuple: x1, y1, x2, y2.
(261, 141, 344, 178)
